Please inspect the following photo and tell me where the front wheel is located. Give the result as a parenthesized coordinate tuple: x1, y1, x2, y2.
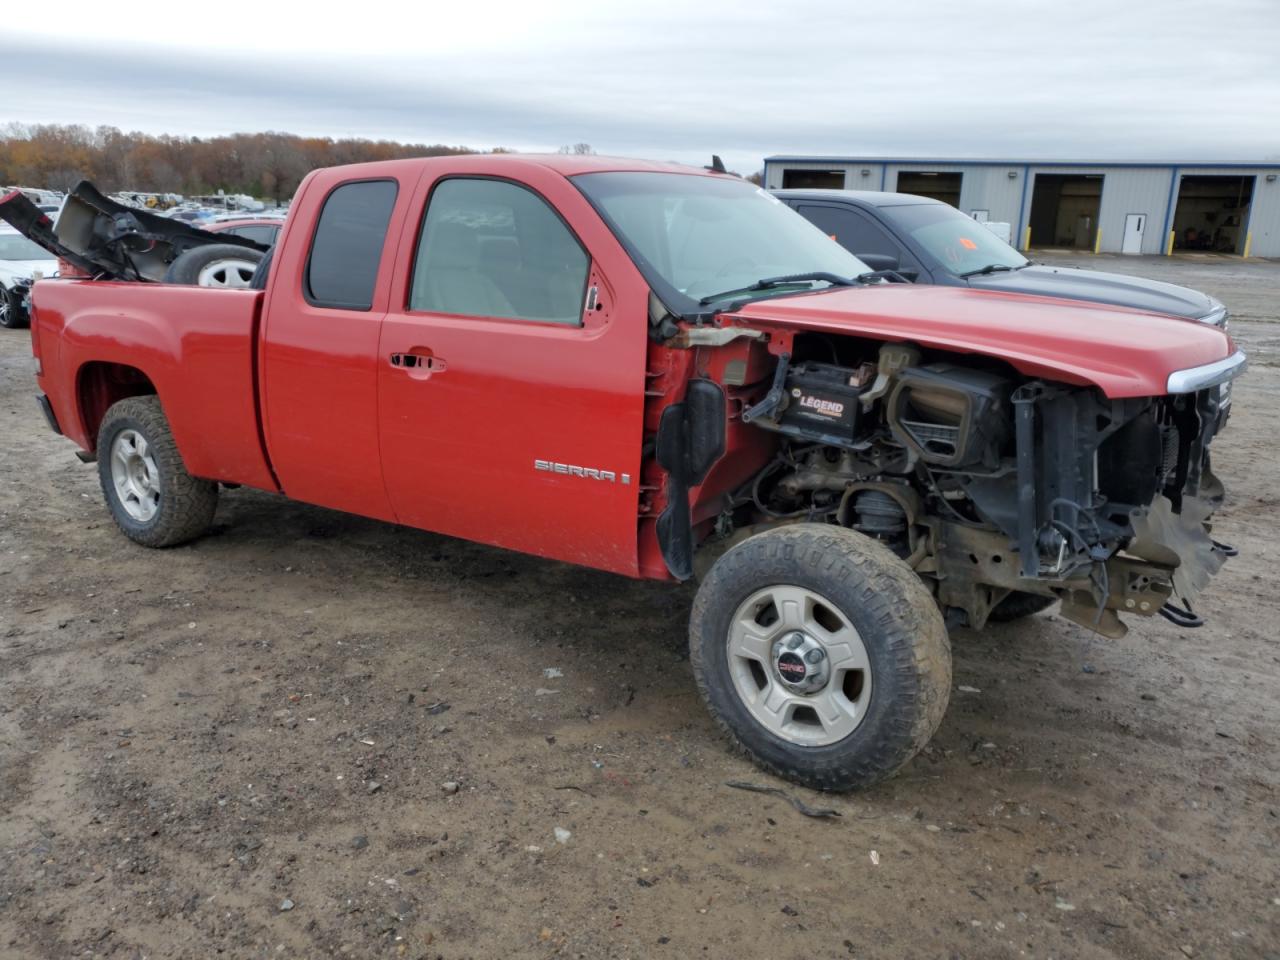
(689, 524, 951, 791)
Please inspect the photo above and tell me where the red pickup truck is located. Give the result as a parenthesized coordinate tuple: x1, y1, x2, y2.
(19, 154, 1244, 790)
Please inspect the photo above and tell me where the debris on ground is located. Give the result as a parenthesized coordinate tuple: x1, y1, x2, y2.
(723, 781, 841, 819)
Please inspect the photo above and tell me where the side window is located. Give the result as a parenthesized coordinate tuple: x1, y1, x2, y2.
(410, 178, 589, 326)
(798, 204, 900, 260)
(236, 224, 280, 246)
(305, 180, 398, 310)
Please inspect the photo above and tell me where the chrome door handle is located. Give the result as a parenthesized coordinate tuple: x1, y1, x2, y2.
(389, 352, 446, 378)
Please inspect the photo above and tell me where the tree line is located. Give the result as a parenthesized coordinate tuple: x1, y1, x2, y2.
(1, 124, 761, 202)
(0, 123, 514, 202)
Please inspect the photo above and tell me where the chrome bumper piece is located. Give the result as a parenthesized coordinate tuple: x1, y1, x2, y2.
(1166, 349, 1247, 394)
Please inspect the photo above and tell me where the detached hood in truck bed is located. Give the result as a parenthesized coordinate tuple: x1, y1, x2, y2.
(729, 284, 1235, 398)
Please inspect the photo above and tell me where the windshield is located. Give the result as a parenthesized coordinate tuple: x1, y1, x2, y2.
(883, 203, 1028, 276)
(572, 172, 870, 315)
(0, 233, 54, 262)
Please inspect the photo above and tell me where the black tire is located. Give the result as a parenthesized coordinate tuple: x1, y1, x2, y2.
(690, 524, 951, 791)
(97, 396, 218, 547)
(163, 244, 264, 287)
(988, 590, 1057, 623)
(0, 285, 28, 329)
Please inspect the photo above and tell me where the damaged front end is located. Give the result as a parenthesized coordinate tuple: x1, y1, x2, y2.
(0, 181, 266, 281)
(709, 332, 1246, 638)
(921, 353, 1246, 637)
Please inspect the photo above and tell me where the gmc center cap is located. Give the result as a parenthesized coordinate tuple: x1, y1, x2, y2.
(771, 631, 830, 694)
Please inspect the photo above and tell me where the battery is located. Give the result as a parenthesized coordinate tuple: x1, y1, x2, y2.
(777, 362, 863, 443)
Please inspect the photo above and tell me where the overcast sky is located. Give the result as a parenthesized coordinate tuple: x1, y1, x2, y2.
(6, 0, 1279, 175)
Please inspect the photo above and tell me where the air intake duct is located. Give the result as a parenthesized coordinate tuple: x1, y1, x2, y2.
(886, 364, 1010, 469)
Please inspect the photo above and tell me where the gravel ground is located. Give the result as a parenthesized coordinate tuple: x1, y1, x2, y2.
(2, 255, 1278, 959)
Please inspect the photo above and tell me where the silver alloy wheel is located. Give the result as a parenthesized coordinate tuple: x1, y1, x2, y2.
(727, 584, 873, 746)
(0, 287, 11, 324)
(196, 257, 258, 288)
(110, 429, 161, 522)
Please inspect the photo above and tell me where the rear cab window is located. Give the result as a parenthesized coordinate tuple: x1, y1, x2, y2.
(305, 180, 399, 310)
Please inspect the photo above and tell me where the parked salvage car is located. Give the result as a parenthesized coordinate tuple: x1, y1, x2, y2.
(0, 225, 57, 328)
(776, 190, 1229, 325)
(10, 156, 1245, 791)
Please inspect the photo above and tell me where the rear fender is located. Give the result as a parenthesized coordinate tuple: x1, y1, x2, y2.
(36, 282, 277, 491)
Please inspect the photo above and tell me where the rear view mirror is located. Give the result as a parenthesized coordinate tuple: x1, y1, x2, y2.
(858, 253, 899, 272)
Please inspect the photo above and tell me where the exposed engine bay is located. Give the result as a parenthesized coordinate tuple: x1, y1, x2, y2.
(699, 333, 1238, 638)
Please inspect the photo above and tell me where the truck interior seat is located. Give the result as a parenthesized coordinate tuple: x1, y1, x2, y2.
(414, 221, 515, 318)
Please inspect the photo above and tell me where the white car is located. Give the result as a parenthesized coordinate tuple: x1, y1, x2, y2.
(0, 226, 58, 329)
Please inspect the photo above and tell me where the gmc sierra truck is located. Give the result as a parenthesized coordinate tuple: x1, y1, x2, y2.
(12, 155, 1245, 790)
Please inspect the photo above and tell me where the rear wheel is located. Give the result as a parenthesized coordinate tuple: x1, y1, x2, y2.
(0, 285, 27, 329)
(164, 244, 264, 288)
(689, 524, 951, 791)
(97, 396, 218, 547)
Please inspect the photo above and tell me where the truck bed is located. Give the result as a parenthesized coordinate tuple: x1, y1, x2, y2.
(32, 280, 278, 492)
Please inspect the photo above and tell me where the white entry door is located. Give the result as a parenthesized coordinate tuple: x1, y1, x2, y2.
(1122, 214, 1146, 254)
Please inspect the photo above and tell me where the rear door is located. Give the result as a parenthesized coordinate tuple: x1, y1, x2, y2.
(260, 172, 416, 520)
(377, 164, 649, 574)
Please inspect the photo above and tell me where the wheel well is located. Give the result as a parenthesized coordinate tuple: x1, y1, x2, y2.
(77, 362, 157, 450)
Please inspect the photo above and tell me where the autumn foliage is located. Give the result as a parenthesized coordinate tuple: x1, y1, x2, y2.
(0, 123, 512, 202)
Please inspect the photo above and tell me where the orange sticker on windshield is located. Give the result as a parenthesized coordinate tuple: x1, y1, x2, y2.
(959, 237, 978, 250)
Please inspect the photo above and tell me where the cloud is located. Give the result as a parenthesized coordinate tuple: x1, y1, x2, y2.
(4, 0, 1278, 176)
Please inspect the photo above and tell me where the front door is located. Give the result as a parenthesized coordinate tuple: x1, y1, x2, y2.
(376, 167, 649, 575)
(1122, 213, 1146, 254)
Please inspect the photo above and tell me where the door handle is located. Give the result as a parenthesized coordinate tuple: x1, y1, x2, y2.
(389, 352, 446, 379)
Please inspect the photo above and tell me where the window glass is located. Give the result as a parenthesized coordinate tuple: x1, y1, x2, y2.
(410, 178, 589, 325)
(232, 224, 280, 246)
(798, 205, 899, 260)
(573, 172, 869, 317)
(306, 180, 398, 310)
(882, 202, 1027, 275)
(0, 233, 53, 260)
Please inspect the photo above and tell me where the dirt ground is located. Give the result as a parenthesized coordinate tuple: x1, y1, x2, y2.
(2, 255, 1279, 959)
